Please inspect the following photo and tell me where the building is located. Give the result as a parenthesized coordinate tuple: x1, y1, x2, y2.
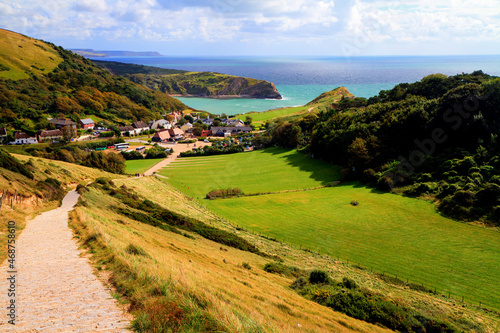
(211, 126, 252, 137)
(49, 118, 77, 129)
(200, 129, 212, 137)
(10, 132, 38, 145)
(149, 119, 171, 130)
(37, 129, 63, 143)
(0, 128, 7, 143)
(201, 118, 215, 126)
(117, 126, 135, 136)
(132, 121, 150, 134)
(180, 123, 193, 132)
(79, 118, 95, 129)
(151, 129, 171, 143)
(222, 118, 245, 127)
(168, 128, 185, 141)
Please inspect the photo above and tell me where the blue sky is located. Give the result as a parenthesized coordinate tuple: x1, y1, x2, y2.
(1, 0, 499, 56)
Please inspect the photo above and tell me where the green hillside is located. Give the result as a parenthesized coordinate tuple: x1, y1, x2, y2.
(306, 86, 354, 106)
(93, 59, 186, 76)
(0, 29, 63, 80)
(162, 148, 500, 312)
(126, 71, 282, 99)
(0, 29, 187, 134)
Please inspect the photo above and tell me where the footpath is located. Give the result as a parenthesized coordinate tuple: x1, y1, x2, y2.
(0, 190, 130, 332)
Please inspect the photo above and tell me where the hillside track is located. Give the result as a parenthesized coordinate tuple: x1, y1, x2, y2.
(0, 190, 131, 332)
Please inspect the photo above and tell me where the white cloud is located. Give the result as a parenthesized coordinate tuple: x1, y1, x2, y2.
(343, 0, 500, 44)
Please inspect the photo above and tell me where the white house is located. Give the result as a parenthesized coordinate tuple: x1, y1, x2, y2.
(10, 132, 38, 145)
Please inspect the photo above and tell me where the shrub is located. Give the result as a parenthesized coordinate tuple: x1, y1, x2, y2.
(206, 188, 243, 199)
(242, 262, 252, 270)
(309, 270, 330, 284)
(341, 277, 357, 289)
(125, 244, 150, 257)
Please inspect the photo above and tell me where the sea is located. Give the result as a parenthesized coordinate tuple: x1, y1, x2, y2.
(92, 55, 500, 116)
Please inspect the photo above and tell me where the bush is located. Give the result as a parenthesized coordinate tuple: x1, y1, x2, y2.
(309, 270, 330, 284)
(341, 277, 357, 289)
(242, 262, 252, 270)
(125, 244, 150, 257)
(206, 188, 243, 199)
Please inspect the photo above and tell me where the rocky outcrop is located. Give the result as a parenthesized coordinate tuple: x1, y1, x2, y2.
(127, 72, 282, 100)
(240, 81, 281, 99)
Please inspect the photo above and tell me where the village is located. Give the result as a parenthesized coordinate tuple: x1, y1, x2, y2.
(0, 111, 254, 148)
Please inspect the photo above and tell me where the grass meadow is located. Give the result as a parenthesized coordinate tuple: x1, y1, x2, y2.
(125, 158, 164, 174)
(161, 148, 500, 311)
(236, 106, 310, 124)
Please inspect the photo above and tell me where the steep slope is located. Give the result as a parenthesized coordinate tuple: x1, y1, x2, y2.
(0, 29, 187, 133)
(125, 71, 282, 99)
(306, 86, 354, 106)
(0, 29, 63, 80)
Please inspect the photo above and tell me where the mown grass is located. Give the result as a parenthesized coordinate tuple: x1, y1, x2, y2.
(162, 148, 500, 311)
(161, 147, 342, 197)
(125, 158, 164, 174)
(0, 28, 62, 80)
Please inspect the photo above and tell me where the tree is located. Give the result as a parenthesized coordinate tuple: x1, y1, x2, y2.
(193, 126, 203, 136)
(212, 119, 222, 127)
(61, 126, 77, 142)
(244, 116, 253, 126)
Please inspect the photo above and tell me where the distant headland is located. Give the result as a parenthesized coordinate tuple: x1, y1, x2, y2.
(71, 49, 164, 57)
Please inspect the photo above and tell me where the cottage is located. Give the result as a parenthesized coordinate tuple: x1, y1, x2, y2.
(222, 118, 245, 127)
(149, 119, 171, 130)
(211, 126, 252, 137)
(180, 123, 193, 132)
(132, 121, 150, 134)
(117, 126, 135, 136)
(151, 129, 171, 143)
(10, 132, 38, 145)
(201, 118, 215, 126)
(37, 129, 64, 143)
(168, 128, 185, 141)
(49, 118, 77, 129)
(0, 128, 7, 143)
(79, 118, 95, 130)
(200, 129, 212, 137)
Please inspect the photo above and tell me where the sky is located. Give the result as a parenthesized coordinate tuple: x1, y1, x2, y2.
(0, 0, 499, 56)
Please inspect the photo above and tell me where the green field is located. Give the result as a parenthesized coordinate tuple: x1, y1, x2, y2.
(161, 148, 500, 311)
(125, 158, 163, 174)
(236, 106, 309, 123)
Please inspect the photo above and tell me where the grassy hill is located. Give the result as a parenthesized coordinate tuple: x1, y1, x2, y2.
(0, 149, 125, 262)
(67, 173, 500, 332)
(93, 60, 186, 76)
(0, 29, 187, 134)
(0, 29, 63, 80)
(306, 86, 354, 106)
(235, 87, 355, 128)
(161, 148, 500, 313)
(126, 71, 282, 99)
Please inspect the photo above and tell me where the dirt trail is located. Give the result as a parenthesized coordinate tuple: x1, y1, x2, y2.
(0, 190, 131, 332)
(144, 141, 212, 176)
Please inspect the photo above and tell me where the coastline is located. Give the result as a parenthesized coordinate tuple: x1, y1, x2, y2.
(169, 94, 282, 100)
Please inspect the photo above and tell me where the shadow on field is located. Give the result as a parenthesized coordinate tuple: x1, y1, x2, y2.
(258, 147, 391, 195)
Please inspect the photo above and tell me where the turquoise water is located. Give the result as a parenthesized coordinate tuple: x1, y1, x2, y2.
(93, 55, 500, 115)
(176, 83, 397, 115)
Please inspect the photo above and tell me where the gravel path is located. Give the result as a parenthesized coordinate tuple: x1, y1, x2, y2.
(0, 190, 131, 332)
(144, 141, 212, 176)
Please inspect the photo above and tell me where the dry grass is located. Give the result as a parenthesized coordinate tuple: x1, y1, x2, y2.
(72, 181, 392, 332)
(74, 176, 500, 332)
(0, 28, 62, 80)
